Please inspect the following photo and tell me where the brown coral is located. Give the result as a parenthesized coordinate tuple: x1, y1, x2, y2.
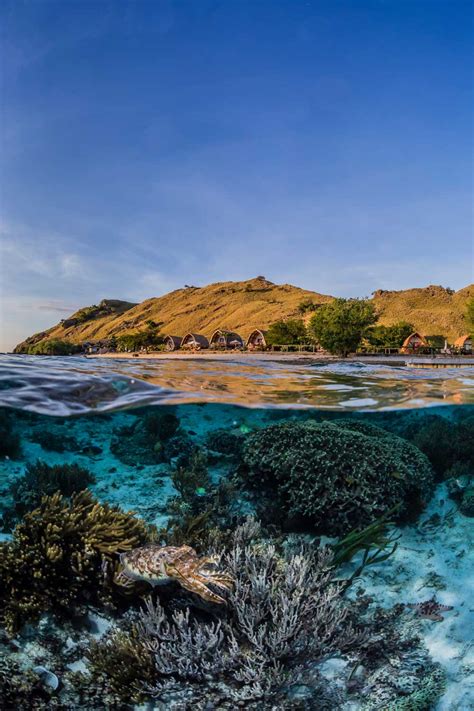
(0, 490, 150, 634)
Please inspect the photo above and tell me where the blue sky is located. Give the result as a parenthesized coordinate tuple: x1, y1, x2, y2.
(1, 0, 472, 350)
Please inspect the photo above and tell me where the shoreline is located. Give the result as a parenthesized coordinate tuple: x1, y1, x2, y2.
(86, 351, 474, 367)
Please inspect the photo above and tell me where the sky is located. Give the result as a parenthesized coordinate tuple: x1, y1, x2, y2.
(0, 0, 472, 351)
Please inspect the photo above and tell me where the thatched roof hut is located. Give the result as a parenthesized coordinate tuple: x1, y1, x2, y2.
(400, 332, 428, 353)
(246, 329, 268, 350)
(163, 335, 182, 351)
(210, 329, 244, 349)
(181, 333, 209, 350)
(454, 335, 472, 352)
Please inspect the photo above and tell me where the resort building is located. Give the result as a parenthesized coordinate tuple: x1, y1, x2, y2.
(400, 332, 428, 353)
(454, 335, 472, 353)
(209, 330, 244, 349)
(163, 335, 182, 351)
(246, 329, 268, 350)
(181, 333, 210, 350)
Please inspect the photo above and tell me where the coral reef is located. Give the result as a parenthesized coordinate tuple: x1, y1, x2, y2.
(205, 428, 244, 457)
(162, 431, 198, 466)
(110, 410, 196, 467)
(30, 429, 81, 453)
(8, 460, 96, 521)
(0, 408, 21, 459)
(404, 414, 474, 477)
(142, 410, 180, 441)
(87, 626, 155, 704)
(241, 420, 434, 535)
(0, 657, 64, 710)
(170, 450, 210, 500)
(0, 491, 150, 633)
(459, 485, 474, 517)
(88, 521, 361, 706)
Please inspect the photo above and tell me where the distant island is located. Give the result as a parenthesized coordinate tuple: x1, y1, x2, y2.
(13, 277, 474, 355)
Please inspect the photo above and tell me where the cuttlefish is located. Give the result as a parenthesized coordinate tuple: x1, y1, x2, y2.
(117, 544, 233, 604)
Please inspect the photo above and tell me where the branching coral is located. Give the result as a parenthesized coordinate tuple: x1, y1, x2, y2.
(0, 491, 150, 633)
(241, 420, 434, 535)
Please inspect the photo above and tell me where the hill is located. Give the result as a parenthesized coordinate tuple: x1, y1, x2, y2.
(13, 278, 473, 352)
(372, 284, 473, 340)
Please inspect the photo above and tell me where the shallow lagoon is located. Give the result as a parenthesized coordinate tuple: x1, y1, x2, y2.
(0, 355, 473, 709)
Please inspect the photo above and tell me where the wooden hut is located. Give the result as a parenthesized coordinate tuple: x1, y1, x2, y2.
(181, 333, 209, 350)
(400, 332, 428, 353)
(163, 335, 182, 352)
(454, 335, 472, 353)
(246, 329, 268, 350)
(209, 329, 244, 349)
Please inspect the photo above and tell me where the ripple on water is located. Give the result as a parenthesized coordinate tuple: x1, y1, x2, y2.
(0, 354, 473, 415)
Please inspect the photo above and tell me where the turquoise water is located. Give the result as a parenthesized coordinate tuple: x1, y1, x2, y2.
(0, 355, 473, 709)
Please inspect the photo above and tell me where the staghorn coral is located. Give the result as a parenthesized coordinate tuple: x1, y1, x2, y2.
(241, 420, 434, 535)
(9, 460, 95, 520)
(0, 491, 150, 633)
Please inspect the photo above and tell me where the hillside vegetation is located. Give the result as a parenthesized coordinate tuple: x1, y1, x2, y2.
(14, 278, 473, 352)
(371, 284, 473, 340)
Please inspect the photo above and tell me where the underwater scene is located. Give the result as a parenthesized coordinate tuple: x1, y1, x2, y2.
(0, 356, 473, 710)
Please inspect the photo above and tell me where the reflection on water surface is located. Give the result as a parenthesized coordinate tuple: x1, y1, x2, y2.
(0, 354, 473, 414)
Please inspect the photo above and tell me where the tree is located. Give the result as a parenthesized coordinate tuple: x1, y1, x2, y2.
(467, 297, 474, 336)
(366, 321, 414, 349)
(265, 319, 308, 346)
(116, 329, 164, 352)
(28, 339, 79, 355)
(309, 298, 377, 356)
